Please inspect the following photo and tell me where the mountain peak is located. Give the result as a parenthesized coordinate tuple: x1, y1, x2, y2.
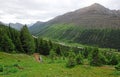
(89, 3, 106, 9)
(91, 3, 103, 7)
(75, 3, 110, 14)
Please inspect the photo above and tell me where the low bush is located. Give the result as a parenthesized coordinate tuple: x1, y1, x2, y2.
(76, 53, 83, 65)
(115, 63, 120, 71)
(109, 54, 119, 65)
(66, 51, 76, 68)
(89, 47, 107, 66)
(0, 64, 3, 72)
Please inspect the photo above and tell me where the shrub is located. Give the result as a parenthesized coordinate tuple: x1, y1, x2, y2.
(3, 65, 18, 75)
(49, 49, 57, 62)
(89, 47, 107, 66)
(115, 63, 120, 71)
(13, 63, 19, 67)
(109, 54, 119, 65)
(76, 53, 83, 65)
(0, 64, 3, 72)
(83, 47, 92, 58)
(66, 51, 76, 68)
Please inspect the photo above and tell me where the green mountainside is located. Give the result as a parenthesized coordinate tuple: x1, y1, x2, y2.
(29, 3, 120, 49)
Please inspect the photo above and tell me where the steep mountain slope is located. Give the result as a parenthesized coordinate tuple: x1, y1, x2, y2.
(29, 3, 120, 49)
(29, 21, 45, 34)
(48, 3, 120, 28)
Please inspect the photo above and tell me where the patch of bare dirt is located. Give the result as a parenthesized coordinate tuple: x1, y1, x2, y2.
(33, 53, 41, 62)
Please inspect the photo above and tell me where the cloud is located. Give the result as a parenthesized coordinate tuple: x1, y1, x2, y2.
(0, 0, 120, 24)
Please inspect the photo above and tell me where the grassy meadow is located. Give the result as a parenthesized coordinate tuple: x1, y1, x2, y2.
(0, 52, 120, 77)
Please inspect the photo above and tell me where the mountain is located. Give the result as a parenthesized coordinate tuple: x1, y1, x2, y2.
(29, 21, 45, 34)
(29, 3, 120, 49)
(46, 3, 120, 28)
(8, 23, 24, 30)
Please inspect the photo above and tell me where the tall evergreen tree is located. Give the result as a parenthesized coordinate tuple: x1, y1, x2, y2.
(48, 40, 53, 49)
(20, 25, 35, 54)
(0, 29, 15, 52)
(8, 26, 23, 52)
(42, 40, 50, 55)
(56, 46, 62, 56)
(89, 47, 107, 66)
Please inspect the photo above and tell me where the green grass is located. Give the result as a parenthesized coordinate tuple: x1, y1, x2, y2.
(0, 52, 119, 77)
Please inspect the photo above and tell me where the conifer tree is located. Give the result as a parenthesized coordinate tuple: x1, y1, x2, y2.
(0, 29, 15, 52)
(56, 46, 62, 56)
(89, 47, 107, 66)
(20, 25, 35, 54)
(8, 26, 23, 52)
(66, 51, 76, 67)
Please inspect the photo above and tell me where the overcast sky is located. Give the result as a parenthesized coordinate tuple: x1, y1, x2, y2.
(0, 0, 120, 24)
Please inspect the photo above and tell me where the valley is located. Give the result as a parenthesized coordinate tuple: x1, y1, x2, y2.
(0, 3, 120, 77)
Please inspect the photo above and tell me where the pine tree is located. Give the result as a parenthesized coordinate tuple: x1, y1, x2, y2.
(20, 25, 35, 54)
(89, 47, 107, 66)
(56, 46, 62, 56)
(8, 26, 23, 52)
(66, 51, 76, 67)
(49, 49, 57, 62)
(42, 40, 50, 55)
(48, 40, 53, 49)
(109, 54, 119, 65)
(115, 63, 120, 71)
(0, 29, 15, 52)
(76, 53, 83, 65)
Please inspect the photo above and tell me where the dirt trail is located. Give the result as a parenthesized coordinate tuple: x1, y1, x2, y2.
(33, 53, 40, 62)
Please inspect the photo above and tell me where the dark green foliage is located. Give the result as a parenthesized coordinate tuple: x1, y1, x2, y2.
(89, 48, 107, 66)
(75, 53, 83, 65)
(0, 64, 3, 72)
(0, 24, 24, 53)
(115, 63, 120, 71)
(75, 29, 120, 49)
(83, 47, 92, 58)
(109, 54, 119, 65)
(33, 23, 120, 50)
(35, 38, 51, 55)
(66, 51, 76, 68)
(8, 26, 24, 52)
(40, 40, 50, 55)
(3, 65, 18, 75)
(56, 46, 62, 56)
(0, 29, 15, 52)
(49, 40, 53, 49)
(34, 38, 41, 53)
(20, 25, 35, 54)
(49, 50, 57, 62)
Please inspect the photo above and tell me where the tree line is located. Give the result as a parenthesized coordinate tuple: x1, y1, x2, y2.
(0, 24, 120, 70)
(74, 29, 120, 50)
(0, 24, 63, 55)
(0, 24, 35, 54)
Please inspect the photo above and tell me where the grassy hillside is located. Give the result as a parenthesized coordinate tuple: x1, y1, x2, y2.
(0, 52, 120, 77)
(33, 23, 120, 49)
(29, 4, 120, 50)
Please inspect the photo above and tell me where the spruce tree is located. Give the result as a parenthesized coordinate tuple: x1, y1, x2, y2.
(66, 51, 76, 67)
(42, 40, 50, 55)
(0, 29, 15, 52)
(76, 53, 83, 65)
(20, 25, 35, 54)
(89, 47, 107, 66)
(56, 46, 62, 56)
(8, 26, 23, 52)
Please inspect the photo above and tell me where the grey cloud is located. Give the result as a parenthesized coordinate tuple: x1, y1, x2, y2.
(0, 0, 120, 24)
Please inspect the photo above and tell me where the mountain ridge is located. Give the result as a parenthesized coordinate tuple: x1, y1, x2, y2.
(30, 3, 120, 34)
(8, 23, 24, 30)
(29, 3, 120, 49)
